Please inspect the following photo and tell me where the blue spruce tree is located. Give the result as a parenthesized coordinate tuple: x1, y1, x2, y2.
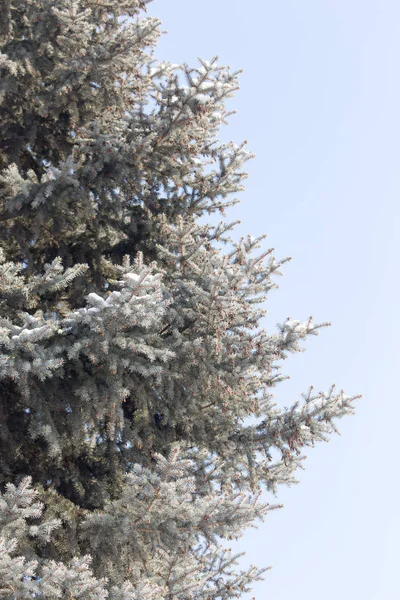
(0, 1, 359, 597)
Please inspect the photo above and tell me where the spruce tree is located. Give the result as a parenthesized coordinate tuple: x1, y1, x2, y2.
(0, 1, 359, 597)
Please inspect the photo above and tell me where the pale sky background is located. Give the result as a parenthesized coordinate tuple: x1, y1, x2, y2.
(146, 1, 400, 599)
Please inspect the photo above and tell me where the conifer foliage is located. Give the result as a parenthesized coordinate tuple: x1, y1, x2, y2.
(0, 1, 358, 597)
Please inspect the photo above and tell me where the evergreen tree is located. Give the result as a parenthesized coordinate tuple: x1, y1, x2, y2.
(0, 1, 359, 597)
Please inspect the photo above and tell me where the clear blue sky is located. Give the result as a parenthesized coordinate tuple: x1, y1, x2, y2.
(147, 1, 399, 598)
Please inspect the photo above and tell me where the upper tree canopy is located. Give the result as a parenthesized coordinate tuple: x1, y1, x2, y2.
(0, 1, 358, 597)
